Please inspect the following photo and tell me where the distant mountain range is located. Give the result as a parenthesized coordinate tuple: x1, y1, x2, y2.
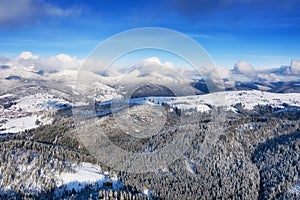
(1, 59, 300, 100)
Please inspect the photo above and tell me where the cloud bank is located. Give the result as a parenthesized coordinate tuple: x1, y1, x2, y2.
(1, 51, 82, 72)
(1, 51, 299, 87)
(233, 60, 300, 83)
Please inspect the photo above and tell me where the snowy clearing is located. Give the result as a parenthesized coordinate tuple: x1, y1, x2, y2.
(55, 162, 123, 195)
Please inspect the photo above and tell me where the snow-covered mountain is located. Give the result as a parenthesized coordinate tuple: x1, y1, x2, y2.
(97, 59, 200, 97)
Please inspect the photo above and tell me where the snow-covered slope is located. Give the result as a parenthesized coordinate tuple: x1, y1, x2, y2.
(97, 61, 198, 97)
(0, 159, 122, 198)
(0, 92, 71, 134)
(148, 90, 300, 112)
(54, 162, 122, 197)
(2, 87, 300, 134)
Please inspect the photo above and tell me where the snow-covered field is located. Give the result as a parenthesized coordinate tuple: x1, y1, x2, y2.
(2, 89, 300, 134)
(0, 115, 39, 133)
(149, 90, 300, 112)
(55, 162, 122, 197)
(0, 93, 71, 134)
(16, 93, 71, 111)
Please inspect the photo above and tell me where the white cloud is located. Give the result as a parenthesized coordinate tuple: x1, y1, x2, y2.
(234, 61, 257, 78)
(7, 51, 82, 71)
(3, 52, 299, 87)
(257, 73, 281, 82)
(18, 51, 39, 60)
(144, 57, 162, 65)
(11, 51, 41, 71)
(232, 60, 300, 83)
(142, 57, 175, 69)
(290, 60, 300, 75)
(44, 4, 81, 17)
(2, 54, 177, 75)
(133, 57, 181, 80)
(41, 54, 82, 71)
(213, 67, 232, 80)
(200, 66, 234, 88)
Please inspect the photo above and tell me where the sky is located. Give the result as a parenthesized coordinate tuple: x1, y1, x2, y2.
(0, 0, 300, 69)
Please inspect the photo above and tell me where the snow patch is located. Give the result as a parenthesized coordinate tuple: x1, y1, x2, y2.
(184, 158, 197, 174)
(290, 180, 300, 194)
(143, 188, 152, 199)
(227, 106, 239, 113)
(0, 94, 13, 99)
(0, 115, 38, 133)
(58, 163, 103, 185)
(55, 162, 123, 195)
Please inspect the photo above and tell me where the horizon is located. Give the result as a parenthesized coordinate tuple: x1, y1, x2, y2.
(0, 50, 299, 71)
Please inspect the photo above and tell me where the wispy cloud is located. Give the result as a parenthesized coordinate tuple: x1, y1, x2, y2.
(44, 3, 81, 17)
(0, 0, 81, 28)
(188, 33, 217, 40)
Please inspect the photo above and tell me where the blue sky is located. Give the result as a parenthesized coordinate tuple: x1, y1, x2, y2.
(0, 0, 300, 68)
